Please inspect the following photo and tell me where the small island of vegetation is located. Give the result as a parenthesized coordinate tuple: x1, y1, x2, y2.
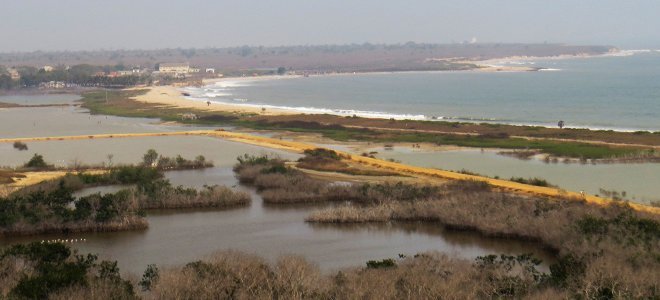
(0, 151, 249, 237)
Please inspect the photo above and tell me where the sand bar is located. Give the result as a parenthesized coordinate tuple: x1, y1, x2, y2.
(1, 130, 658, 214)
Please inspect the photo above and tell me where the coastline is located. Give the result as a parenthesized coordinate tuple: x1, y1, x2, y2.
(133, 75, 658, 133)
(132, 84, 300, 116)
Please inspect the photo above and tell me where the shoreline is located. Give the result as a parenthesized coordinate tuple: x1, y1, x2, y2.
(135, 80, 658, 133)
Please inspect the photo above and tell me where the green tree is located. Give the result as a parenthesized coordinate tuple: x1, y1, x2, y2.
(24, 153, 49, 169)
(143, 149, 159, 166)
(139, 264, 160, 291)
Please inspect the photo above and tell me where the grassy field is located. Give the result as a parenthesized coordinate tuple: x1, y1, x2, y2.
(245, 121, 655, 159)
(79, 89, 659, 160)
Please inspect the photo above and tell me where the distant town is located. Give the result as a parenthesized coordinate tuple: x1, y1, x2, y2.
(1, 62, 225, 90)
(0, 43, 615, 91)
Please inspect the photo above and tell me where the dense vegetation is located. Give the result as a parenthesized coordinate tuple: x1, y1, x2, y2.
(22, 153, 53, 170)
(8, 150, 212, 173)
(296, 148, 400, 176)
(1, 160, 248, 236)
(12, 141, 28, 151)
(1, 152, 658, 298)
(0, 179, 147, 236)
(0, 43, 613, 74)
(0, 242, 136, 299)
(140, 149, 213, 170)
(0, 64, 150, 90)
(233, 154, 660, 298)
(234, 153, 415, 204)
(306, 188, 660, 298)
(252, 120, 656, 160)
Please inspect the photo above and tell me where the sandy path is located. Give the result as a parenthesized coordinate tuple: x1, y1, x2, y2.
(0, 170, 106, 197)
(1, 130, 657, 214)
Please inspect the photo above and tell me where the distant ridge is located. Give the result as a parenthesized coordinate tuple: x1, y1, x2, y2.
(0, 43, 615, 73)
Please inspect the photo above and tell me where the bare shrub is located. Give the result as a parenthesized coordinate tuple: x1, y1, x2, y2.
(149, 251, 570, 299)
(137, 185, 250, 209)
(306, 185, 660, 298)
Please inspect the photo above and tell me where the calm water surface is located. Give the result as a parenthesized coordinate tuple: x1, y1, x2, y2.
(378, 147, 660, 204)
(0, 105, 220, 139)
(3, 167, 555, 275)
(0, 93, 81, 105)
(0, 135, 296, 168)
(189, 53, 660, 131)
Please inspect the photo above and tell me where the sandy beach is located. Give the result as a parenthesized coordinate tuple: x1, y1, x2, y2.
(132, 75, 308, 116)
(132, 65, 544, 117)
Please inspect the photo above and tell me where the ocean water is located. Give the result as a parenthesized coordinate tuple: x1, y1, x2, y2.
(186, 51, 660, 131)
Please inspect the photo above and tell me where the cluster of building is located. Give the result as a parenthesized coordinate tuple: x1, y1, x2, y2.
(3, 62, 220, 89)
(155, 63, 216, 78)
(94, 66, 146, 78)
(39, 81, 68, 89)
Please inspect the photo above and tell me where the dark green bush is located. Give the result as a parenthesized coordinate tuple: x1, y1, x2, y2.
(366, 258, 396, 269)
(23, 153, 51, 169)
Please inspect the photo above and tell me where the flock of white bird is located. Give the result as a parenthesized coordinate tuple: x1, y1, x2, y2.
(41, 238, 87, 244)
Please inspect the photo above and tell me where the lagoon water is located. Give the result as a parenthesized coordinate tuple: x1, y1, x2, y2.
(377, 148, 660, 204)
(0, 105, 220, 139)
(4, 167, 554, 275)
(0, 112, 554, 274)
(1, 58, 658, 274)
(0, 135, 297, 168)
(190, 52, 660, 131)
(0, 93, 81, 105)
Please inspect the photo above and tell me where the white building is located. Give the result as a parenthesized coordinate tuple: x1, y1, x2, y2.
(41, 65, 54, 72)
(7, 68, 20, 80)
(158, 63, 190, 74)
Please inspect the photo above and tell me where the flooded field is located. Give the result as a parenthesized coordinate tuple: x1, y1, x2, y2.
(0, 93, 81, 105)
(378, 147, 660, 204)
(0, 135, 296, 168)
(0, 105, 219, 139)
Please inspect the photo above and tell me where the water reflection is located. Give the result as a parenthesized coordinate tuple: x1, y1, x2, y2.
(3, 167, 554, 276)
(0, 135, 298, 168)
(0, 94, 81, 105)
(0, 105, 221, 139)
(378, 148, 660, 204)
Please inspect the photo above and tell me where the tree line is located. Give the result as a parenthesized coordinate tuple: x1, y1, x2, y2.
(0, 64, 151, 89)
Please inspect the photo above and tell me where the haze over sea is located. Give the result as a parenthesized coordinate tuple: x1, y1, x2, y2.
(188, 51, 660, 132)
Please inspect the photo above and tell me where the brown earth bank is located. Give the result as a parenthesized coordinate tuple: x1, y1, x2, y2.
(248, 113, 660, 147)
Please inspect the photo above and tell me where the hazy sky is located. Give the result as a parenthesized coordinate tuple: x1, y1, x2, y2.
(1, 0, 659, 52)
